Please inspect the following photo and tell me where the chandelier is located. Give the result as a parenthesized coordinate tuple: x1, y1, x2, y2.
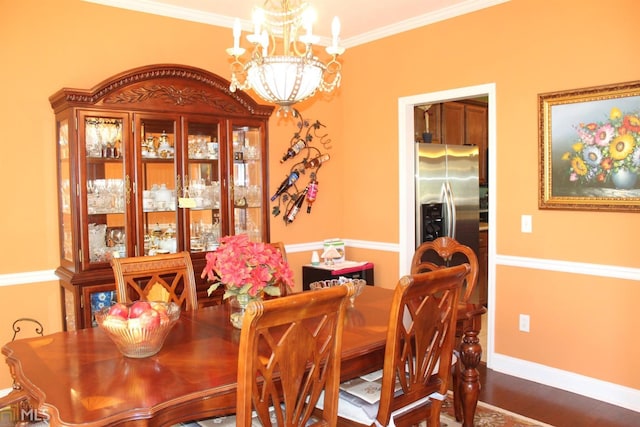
(226, 0, 345, 114)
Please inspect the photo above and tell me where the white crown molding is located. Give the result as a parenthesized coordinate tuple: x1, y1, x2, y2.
(492, 353, 640, 413)
(342, 0, 510, 48)
(82, 0, 510, 48)
(82, 0, 235, 27)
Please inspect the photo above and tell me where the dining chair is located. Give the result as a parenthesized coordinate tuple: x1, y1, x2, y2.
(239, 282, 355, 426)
(110, 251, 198, 311)
(317, 264, 469, 426)
(410, 237, 486, 422)
(2, 319, 47, 426)
(11, 318, 44, 341)
(178, 282, 355, 427)
(269, 241, 291, 296)
(269, 241, 288, 263)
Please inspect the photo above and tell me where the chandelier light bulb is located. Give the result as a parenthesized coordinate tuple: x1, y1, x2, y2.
(252, 8, 264, 37)
(302, 7, 315, 37)
(232, 18, 242, 50)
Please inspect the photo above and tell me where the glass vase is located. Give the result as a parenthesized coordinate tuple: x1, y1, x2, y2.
(229, 294, 260, 329)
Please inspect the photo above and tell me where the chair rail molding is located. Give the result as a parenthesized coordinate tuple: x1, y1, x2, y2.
(495, 254, 640, 281)
(0, 270, 57, 287)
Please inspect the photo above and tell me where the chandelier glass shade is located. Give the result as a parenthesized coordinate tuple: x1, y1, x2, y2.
(226, 0, 345, 113)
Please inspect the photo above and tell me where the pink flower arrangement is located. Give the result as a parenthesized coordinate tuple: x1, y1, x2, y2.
(201, 234, 294, 299)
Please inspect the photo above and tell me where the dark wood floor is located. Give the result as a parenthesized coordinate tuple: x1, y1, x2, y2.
(476, 364, 639, 427)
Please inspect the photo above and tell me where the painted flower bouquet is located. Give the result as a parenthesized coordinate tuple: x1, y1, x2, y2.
(563, 107, 640, 187)
(201, 234, 294, 300)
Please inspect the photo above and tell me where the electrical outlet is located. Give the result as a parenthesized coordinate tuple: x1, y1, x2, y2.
(521, 215, 532, 233)
(519, 314, 530, 332)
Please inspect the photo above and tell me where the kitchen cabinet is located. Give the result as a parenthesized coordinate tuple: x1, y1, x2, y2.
(465, 104, 488, 185)
(477, 229, 488, 306)
(441, 102, 466, 146)
(51, 64, 274, 330)
(440, 101, 488, 184)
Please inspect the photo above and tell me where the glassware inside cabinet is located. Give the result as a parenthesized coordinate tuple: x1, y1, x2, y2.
(184, 121, 222, 253)
(232, 126, 264, 242)
(83, 114, 128, 263)
(187, 122, 219, 160)
(140, 118, 179, 255)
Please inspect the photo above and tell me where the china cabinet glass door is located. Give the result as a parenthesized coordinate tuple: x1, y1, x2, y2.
(80, 111, 130, 268)
(231, 124, 266, 242)
(137, 115, 180, 256)
(184, 119, 224, 252)
(57, 118, 73, 263)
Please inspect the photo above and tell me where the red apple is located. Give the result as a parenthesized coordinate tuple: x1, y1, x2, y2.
(128, 301, 152, 318)
(107, 303, 129, 320)
(138, 310, 161, 329)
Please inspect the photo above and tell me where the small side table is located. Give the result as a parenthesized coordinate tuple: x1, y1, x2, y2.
(302, 261, 374, 291)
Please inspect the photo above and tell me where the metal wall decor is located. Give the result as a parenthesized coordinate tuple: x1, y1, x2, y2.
(270, 110, 332, 224)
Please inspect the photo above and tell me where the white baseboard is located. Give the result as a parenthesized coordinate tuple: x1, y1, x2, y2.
(491, 353, 640, 413)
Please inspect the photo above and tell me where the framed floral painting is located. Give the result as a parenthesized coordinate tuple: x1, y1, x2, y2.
(539, 80, 640, 211)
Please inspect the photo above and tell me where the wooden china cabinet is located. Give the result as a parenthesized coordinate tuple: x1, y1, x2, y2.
(50, 64, 274, 330)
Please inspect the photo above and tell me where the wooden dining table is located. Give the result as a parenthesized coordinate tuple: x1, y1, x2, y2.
(0, 286, 482, 426)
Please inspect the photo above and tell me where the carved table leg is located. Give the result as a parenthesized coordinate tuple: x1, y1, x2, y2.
(459, 329, 482, 427)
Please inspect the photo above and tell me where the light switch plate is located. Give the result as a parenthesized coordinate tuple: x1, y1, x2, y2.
(521, 215, 532, 233)
(519, 314, 530, 332)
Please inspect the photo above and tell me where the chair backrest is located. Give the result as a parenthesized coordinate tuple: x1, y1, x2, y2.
(410, 237, 479, 303)
(375, 264, 469, 426)
(110, 251, 198, 311)
(269, 241, 288, 263)
(269, 241, 291, 296)
(236, 283, 355, 427)
(11, 318, 44, 341)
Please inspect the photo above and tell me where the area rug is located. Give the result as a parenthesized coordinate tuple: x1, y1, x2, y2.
(440, 393, 555, 427)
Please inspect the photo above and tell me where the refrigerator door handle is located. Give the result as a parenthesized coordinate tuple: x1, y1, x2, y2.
(443, 181, 456, 239)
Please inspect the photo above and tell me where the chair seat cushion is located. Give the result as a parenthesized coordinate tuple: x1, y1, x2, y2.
(317, 390, 445, 427)
(316, 353, 456, 427)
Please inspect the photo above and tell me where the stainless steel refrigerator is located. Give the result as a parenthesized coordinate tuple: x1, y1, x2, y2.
(415, 143, 479, 255)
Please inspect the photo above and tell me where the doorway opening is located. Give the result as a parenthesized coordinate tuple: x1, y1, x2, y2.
(397, 83, 496, 367)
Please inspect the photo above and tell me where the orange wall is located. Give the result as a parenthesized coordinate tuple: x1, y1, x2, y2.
(340, 0, 640, 392)
(0, 0, 639, 397)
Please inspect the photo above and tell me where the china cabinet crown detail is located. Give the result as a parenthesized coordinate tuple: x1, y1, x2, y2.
(51, 64, 274, 330)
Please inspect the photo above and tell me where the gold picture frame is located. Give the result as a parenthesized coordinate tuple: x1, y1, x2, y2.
(539, 80, 640, 211)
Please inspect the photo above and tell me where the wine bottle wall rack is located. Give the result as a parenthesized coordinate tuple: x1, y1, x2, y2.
(271, 110, 332, 224)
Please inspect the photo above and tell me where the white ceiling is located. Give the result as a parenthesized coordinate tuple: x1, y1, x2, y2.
(83, 0, 509, 47)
